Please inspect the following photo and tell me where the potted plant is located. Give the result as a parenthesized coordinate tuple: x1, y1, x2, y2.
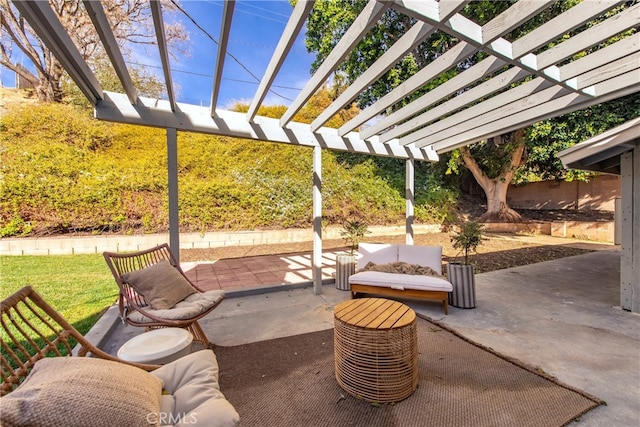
(447, 220, 484, 308)
(335, 219, 371, 290)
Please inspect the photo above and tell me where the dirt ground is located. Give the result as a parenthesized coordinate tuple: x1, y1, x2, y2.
(180, 232, 598, 274)
(181, 196, 611, 273)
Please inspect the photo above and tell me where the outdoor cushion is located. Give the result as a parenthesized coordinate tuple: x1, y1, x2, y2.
(357, 243, 396, 270)
(349, 270, 453, 292)
(122, 260, 197, 310)
(151, 350, 239, 427)
(362, 261, 443, 278)
(397, 244, 443, 274)
(0, 357, 162, 427)
(127, 290, 226, 324)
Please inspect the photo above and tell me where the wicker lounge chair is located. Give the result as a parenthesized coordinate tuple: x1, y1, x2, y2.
(103, 243, 225, 346)
(0, 286, 239, 426)
(1, 285, 158, 396)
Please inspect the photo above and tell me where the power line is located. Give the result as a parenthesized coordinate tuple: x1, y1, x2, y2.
(128, 60, 303, 91)
(169, 0, 293, 102)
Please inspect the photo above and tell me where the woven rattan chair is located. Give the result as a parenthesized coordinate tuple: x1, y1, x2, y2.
(1, 286, 158, 396)
(1, 286, 240, 425)
(103, 243, 225, 346)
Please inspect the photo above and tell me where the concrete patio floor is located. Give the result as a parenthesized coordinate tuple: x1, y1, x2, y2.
(95, 237, 639, 427)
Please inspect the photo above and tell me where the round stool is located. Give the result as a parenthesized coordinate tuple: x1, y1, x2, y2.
(334, 298, 418, 403)
(118, 328, 193, 364)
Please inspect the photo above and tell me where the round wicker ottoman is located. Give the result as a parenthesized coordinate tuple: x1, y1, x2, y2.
(334, 298, 418, 403)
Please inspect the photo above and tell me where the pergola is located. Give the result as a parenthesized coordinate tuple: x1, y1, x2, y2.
(13, 0, 639, 307)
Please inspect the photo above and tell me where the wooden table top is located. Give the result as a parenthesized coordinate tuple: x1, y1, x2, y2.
(334, 298, 416, 330)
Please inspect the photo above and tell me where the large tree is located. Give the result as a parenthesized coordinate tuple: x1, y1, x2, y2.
(304, 0, 637, 222)
(0, 0, 187, 102)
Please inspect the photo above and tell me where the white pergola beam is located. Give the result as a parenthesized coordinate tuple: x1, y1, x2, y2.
(358, 41, 479, 140)
(210, 0, 235, 117)
(13, 0, 102, 104)
(341, 41, 476, 137)
(427, 71, 640, 153)
(511, 0, 625, 58)
(381, 64, 528, 144)
(83, 0, 137, 104)
(150, 0, 176, 111)
(408, 78, 562, 147)
(96, 91, 439, 162)
(560, 34, 639, 81)
(481, 0, 552, 45)
(247, 0, 314, 122)
(438, 0, 470, 22)
(399, 12, 640, 148)
(310, 21, 435, 131)
(279, 0, 390, 126)
(396, 37, 638, 146)
(394, 0, 625, 98)
(534, 3, 640, 71)
(568, 53, 640, 91)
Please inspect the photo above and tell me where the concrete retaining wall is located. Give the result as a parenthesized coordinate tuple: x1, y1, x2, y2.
(1, 221, 615, 256)
(0, 224, 443, 256)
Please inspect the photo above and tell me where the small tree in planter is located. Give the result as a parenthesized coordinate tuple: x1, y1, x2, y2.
(340, 219, 371, 255)
(335, 220, 371, 290)
(450, 220, 484, 265)
(447, 220, 484, 308)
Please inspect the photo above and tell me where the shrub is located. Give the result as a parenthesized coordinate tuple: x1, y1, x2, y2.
(1, 100, 461, 236)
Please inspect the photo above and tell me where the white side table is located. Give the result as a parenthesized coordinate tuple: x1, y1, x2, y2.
(117, 328, 193, 364)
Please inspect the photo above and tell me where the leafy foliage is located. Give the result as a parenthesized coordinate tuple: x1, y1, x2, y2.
(450, 220, 484, 265)
(303, 0, 638, 223)
(0, 98, 457, 237)
(339, 219, 371, 255)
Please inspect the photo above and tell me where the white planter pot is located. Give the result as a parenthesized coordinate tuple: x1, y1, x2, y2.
(447, 263, 476, 309)
(335, 254, 356, 291)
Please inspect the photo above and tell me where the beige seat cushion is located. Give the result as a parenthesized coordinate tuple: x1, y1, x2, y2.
(0, 357, 162, 427)
(122, 260, 197, 310)
(349, 271, 453, 292)
(152, 350, 239, 427)
(127, 290, 225, 324)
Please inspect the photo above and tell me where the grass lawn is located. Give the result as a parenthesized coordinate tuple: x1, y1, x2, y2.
(1, 255, 118, 336)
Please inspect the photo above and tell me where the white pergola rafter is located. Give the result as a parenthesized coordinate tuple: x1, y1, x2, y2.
(12, 0, 637, 158)
(150, 0, 176, 111)
(12, 0, 102, 104)
(83, 0, 138, 104)
(210, 0, 235, 117)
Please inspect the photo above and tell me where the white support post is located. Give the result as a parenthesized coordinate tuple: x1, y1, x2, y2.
(406, 159, 415, 245)
(619, 150, 638, 312)
(312, 146, 323, 295)
(167, 128, 180, 262)
(633, 146, 640, 313)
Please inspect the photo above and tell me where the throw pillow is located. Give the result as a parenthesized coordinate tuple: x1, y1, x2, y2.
(0, 357, 163, 427)
(122, 260, 197, 310)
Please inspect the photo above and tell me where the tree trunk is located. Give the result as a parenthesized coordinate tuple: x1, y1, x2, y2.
(480, 179, 522, 222)
(459, 130, 526, 223)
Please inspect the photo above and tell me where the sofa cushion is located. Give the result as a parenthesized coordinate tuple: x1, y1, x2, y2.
(357, 243, 397, 270)
(349, 271, 453, 292)
(397, 244, 443, 274)
(127, 290, 225, 324)
(362, 261, 443, 278)
(151, 350, 239, 427)
(0, 357, 162, 427)
(122, 260, 197, 310)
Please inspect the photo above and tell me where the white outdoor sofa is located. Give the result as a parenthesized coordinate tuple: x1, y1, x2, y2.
(348, 243, 453, 314)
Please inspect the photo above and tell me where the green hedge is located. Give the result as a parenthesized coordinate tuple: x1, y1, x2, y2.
(1, 103, 457, 236)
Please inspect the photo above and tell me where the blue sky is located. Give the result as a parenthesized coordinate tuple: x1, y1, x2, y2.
(166, 0, 314, 108)
(1, 0, 314, 109)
